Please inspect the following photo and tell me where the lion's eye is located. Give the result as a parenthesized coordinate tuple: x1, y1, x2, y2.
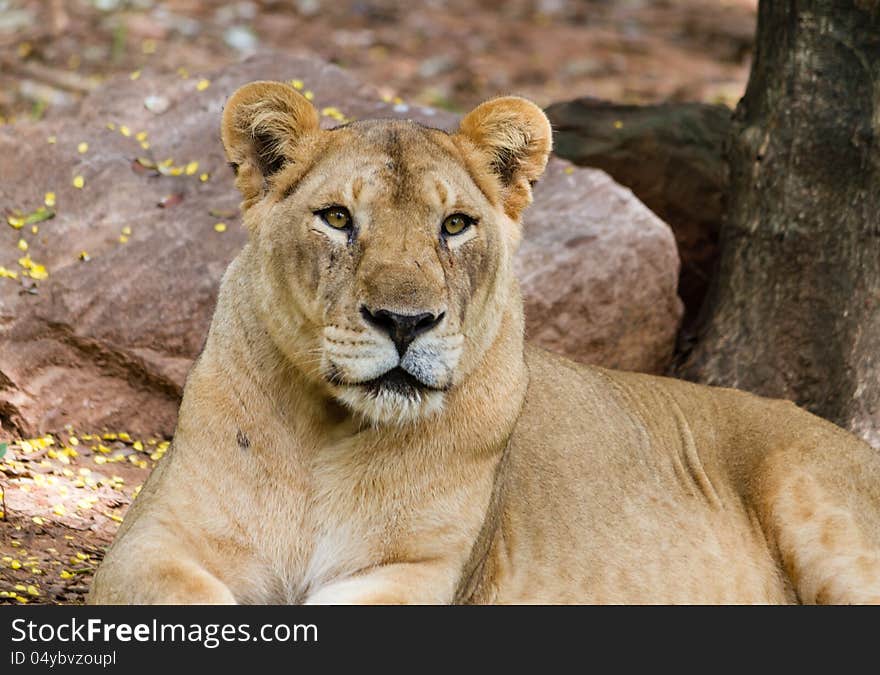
(317, 206, 352, 230)
(442, 213, 474, 237)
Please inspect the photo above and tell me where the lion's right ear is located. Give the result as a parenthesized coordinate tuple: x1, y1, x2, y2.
(221, 81, 320, 203)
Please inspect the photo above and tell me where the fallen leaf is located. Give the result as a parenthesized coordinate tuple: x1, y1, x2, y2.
(131, 157, 159, 176)
(208, 208, 238, 218)
(157, 193, 184, 208)
(24, 207, 55, 225)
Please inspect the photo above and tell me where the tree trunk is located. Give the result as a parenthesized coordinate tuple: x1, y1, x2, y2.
(677, 0, 880, 447)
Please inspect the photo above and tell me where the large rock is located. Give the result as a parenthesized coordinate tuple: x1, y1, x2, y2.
(519, 161, 681, 374)
(0, 54, 681, 440)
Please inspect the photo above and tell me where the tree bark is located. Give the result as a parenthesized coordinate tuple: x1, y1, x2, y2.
(677, 0, 880, 447)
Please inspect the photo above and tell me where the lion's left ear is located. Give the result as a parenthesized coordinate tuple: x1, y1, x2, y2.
(221, 80, 320, 205)
(456, 96, 552, 218)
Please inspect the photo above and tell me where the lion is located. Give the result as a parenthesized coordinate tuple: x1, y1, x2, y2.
(89, 82, 880, 604)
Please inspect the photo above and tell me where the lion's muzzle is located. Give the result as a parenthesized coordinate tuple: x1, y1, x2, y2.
(359, 306, 445, 357)
(321, 308, 463, 423)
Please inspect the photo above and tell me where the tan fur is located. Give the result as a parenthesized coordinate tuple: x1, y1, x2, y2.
(89, 83, 880, 605)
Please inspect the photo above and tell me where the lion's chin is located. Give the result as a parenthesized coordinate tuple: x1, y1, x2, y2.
(334, 384, 446, 427)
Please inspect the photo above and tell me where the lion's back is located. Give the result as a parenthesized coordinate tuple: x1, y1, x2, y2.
(484, 346, 796, 603)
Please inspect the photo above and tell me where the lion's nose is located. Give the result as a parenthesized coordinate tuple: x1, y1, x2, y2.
(360, 306, 444, 356)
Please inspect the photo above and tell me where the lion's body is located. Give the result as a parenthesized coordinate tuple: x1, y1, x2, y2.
(89, 83, 880, 604)
(474, 349, 880, 603)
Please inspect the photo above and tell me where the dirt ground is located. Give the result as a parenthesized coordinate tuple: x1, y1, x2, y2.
(0, 0, 757, 604)
(0, 0, 756, 121)
(0, 433, 157, 605)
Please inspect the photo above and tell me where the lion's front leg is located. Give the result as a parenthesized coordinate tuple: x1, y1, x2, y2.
(304, 561, 460, 605)
(89, 533, 238, 605)
(90, 557, 238, 605)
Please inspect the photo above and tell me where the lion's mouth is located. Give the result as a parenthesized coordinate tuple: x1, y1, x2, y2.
(326, 364, 449, 400)
(359, 367, 444, 397)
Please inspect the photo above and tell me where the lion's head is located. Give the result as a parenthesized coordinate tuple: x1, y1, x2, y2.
(220, 82, 551, 425)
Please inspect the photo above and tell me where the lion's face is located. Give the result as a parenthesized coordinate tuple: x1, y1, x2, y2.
(254, 122, 509, 425)
(221, 83, 551, 425)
